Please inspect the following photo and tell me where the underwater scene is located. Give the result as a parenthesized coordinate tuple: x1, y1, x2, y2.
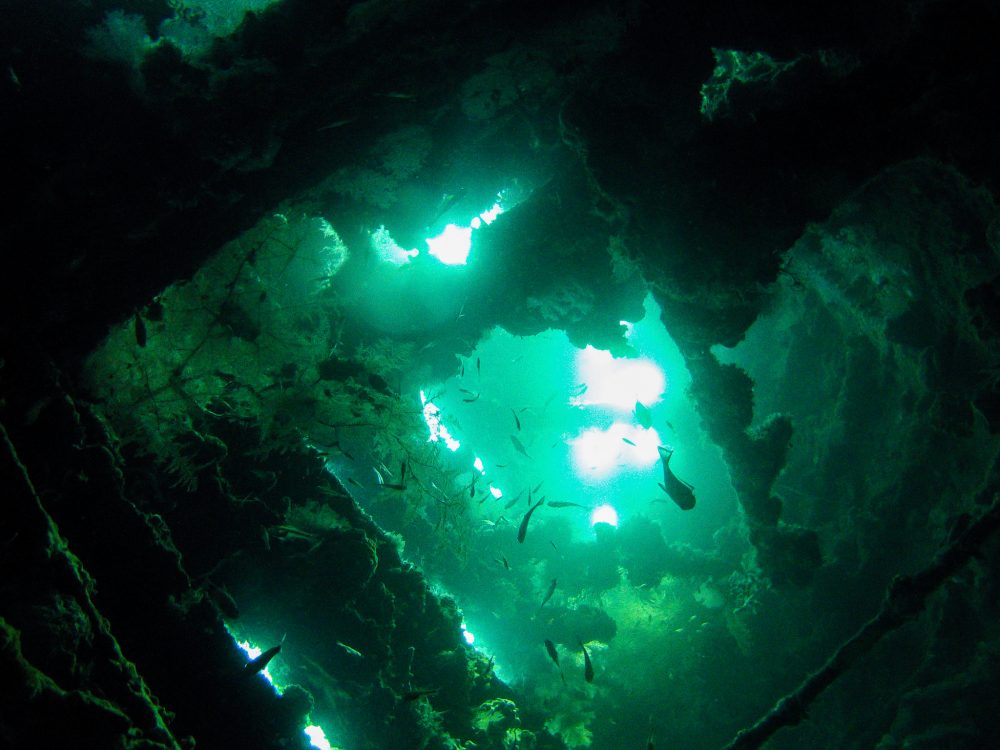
(3, 2, 1000, 750)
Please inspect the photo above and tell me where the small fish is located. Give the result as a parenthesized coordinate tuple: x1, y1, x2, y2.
(336, 641, 364, 659)
(539, 578, 557, 609)
(544, 639, 566, 684)
(134, 310, 147, 347)
(547, 501, 590, 509)
(657, 446, 696, 510)
(496, 555, 510, 570)
(634, 401, 653, 429)
(512, 409, 521, 431)
(569, 383, 588, 396)
(470, 474, 477, 498)
(400, 461, 407, 485)
(429, 189, 467, 225)
(348, 477, 363, 488)
(244, 645, 281, 675)
(402, 688, 439, 702)
(579, 641, 594, 683)
(544, 639, 560, 666)
(510, 435, 531, 459)
(476, 356, 481, 377)
(517, 497, 545, 543)
(664, 420, 675, 432)
(373, 466, 385, 486)
(462, 393, 480, 403)
(622, 437, 637, 447)
(504, 492, 523, 509)
(316, 117, 356, 131)
(549, 540, 559, 553)
(532, 480, 545, 493)
(375, 91, 417, 100)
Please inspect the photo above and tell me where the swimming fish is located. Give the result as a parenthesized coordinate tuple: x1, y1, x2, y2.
(539, 578, 557, 609)
(657, 446, 696, 510)
(544, 639, 566, 684)
(517, 497, 545, 543)
(634, 401, 653, 429)
(336, 641, 364, 659)
(504, 491, 524, 509)
(403, 688, 439, 702)
(510, 435, 531, 458)
(579, 640, 594, 683)
(244, 645, 281, 675)
(476, 356, 481, 377)
(547, 501, 590, 509)
(622, 437, 637, 447)
(512, 408, 521, 431)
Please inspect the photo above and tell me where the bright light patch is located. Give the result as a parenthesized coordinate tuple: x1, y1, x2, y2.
(473, 456, 485, 474)
(572, 346, 666, 410)
(420, 390, 460, 451)
(462, 624, 476, 645)
(590, 504, 619, 527)
(426, 223, 472, 265)
(479, 202, 503, 225)
(489, 486, 503, 499)
(237, 640, 275, 684)
(569, 427, 621, 477)
(371, 225, 418, 265)
(304, 725, 332, 750)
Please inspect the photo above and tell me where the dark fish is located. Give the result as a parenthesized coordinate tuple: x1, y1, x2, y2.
(544, 639, 560, 666)
(459, 388, 476, 395)
(510, 435, 531, 458)
(544, 639, 567, 684)
(550, 540, 559, 553)
(547, 501, 590, 509)
(517, 497, 545, 543)
(539, 578, 557, 609)
(657, 446, 696, 510)
(400, 461, 407, 485)
(504, 492, 523, 509)
(497, 555, 510, 570)
(476, 357, 481, 377)
(403, 688, 439, 702)
(244, 644, 281, 675)
(634, 401, 652, 429)
(463, 393, 480, 403)
(622, 437, 637, 447)
(470, 474, 477, 498)
(430, 188, 467, 225)
(532, 480, 544, 493)
(570, 383, 588, 396)
(512, 409, 521, 431)
(579, 641, 594, 683)
(134, 310, 147, 347)
(348, 477, 363, 488)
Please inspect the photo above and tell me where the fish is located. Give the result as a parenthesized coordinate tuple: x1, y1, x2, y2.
(517, 497, 545, 543)
(400, 461, 407, 485)
(429, 189, 467, 225)
(544, 639, 560, 666)
(657, 446, 696, 510)
(512, 409, 521, 431)
(539, 578, 557, 609)
(336, 641, 364, 659)
(532, 480, 545, 493)
(496, 555, 510, 570)
(244, 645, 281, 675)
(348, 477, 363, 488)
(462, 393, 480, 403)
(470, 474, 477, 498)
(549, 540, 559, 553)
(622, 437, 637, 447)
(544, 639, 566, 684)
(547, 501, 590, 509)
(134, 310, 147, 347)
(510, 435, 531, 458)
(476, 357, 481, 377)
(634, 401, 653, 429)
(579, 640, 594, 683)
(569, 383, 588, 396)
(504, 491, 524, 509)
(403, 688, 439, 702)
